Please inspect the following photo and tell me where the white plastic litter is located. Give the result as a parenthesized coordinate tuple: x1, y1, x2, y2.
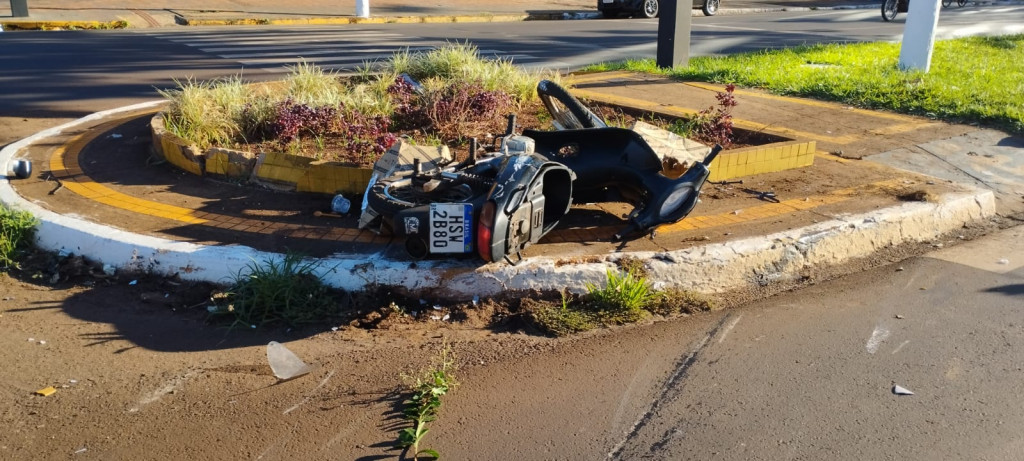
(892, 384, 914, 395)
(998, 259, 1009, 265)
(267, 341, 313, 380)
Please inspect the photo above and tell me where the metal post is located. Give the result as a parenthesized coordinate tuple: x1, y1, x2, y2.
(355, 0, 370, 18)
(11, 0, 30, 17)
(656, 0, 692, 69)
(899, 0, 942, 72)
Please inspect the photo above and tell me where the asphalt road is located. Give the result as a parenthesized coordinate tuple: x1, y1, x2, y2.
(429, 227, 1024, 459)
(3, 6, 1023, 119)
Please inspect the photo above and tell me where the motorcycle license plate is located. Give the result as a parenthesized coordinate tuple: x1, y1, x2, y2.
(428, 203, 473, 254)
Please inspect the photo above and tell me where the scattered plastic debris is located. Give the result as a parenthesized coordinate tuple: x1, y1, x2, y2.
(442, 314, 450, 321)
(331, 326, 339, 332)
(128, 280, 137, 286)
(35, 386, 57, 397)
(430, 315, 441, 321)
(110, 133, 123, 139)
(472, 295, 480, 306)
(74, 447, 87, 455)
(39, 340, 46, 345)
(266, 341, 313, 380)
(206, 305, 218, 313)
(895, 314, 905, 319)
(69, 379, 78, 384)
(28, 337, 34, 342)
(892, 385, 914, 396)
(331, 194, 351, 214)
(998, 259, 1009, 265)
(432, 305, 442, 311)
(896, 266, 904, 272)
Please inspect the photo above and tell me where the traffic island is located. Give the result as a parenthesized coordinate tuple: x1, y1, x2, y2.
(0, 101, 996, 299)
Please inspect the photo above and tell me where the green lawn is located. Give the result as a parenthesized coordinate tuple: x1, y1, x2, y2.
(584, 35, 1024, 135)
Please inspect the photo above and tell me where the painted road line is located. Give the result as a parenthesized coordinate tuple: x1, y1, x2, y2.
(50, 122, 389, 245)
(49, 121, 209, 226)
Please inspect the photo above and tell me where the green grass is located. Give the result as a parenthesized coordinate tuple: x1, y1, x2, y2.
(210, 254, 339, 328)
(0, 205, 39, 270)
(381, 42, 556, 102)
(531, 272, 719, 336)
(583, 35, 1024, 135)
(158, 77, 245, 149)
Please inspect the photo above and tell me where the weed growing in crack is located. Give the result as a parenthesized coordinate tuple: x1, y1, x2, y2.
(586, 269, 653, 323)
(398, 341, 458, 460)
(210, 254, 339, 329)
(0, 205, 39, 270)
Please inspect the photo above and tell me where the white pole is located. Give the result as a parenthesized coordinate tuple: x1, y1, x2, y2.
(356, 0, 370, 18)
(898, 0, 942, 72)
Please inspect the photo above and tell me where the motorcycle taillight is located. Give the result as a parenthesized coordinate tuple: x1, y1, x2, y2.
(476, 201, 496, 262)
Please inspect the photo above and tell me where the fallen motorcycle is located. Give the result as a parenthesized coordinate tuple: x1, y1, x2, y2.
(362, 80, 721, 263)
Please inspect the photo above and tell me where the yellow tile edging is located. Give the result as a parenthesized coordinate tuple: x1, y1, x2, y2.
(150, 113, 373, 196)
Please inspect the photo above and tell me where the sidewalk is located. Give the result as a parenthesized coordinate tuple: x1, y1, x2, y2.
(1, 72, 1008, 298)
(0, 0, 877, 29)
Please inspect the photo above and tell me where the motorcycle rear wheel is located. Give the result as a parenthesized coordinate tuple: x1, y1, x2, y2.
(367, 175, 478, 216)
(942, 0, 952, 7)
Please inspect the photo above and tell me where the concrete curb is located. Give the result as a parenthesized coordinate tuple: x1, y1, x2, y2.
(1, 102, 997, 298)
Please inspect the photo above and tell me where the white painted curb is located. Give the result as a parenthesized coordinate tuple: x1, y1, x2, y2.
(1, 104, 996, 298)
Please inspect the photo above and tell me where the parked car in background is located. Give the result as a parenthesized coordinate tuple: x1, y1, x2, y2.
(599, 0, 720, 17)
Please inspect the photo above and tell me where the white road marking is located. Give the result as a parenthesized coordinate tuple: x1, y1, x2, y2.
(717, 315, 742, 344)
(866, 325, 891, 354)
(891, 340, 910, 355)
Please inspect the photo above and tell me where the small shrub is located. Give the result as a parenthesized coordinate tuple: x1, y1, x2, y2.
(271, 99, 339, 145)
(423, 81, 514, 140)
(674, 84, 737, 147)
(337, 110, 397, 162)
(388, 75, 429, 130)
(211, 254, 338, 328)
(0, 205, 39, 270)
(398, 341, 458, 460)
(585, 269, 653, 324)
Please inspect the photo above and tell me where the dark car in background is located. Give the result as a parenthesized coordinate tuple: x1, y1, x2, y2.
(599, 0, 720, 17)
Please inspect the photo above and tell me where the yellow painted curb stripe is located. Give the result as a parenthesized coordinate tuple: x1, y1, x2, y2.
(50, 121, 208, 226)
